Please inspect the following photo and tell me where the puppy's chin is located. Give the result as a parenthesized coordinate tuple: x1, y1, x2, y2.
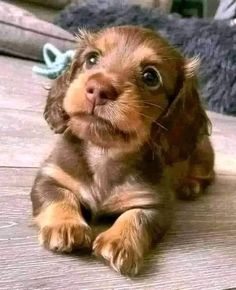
(69, 113, 135, 148)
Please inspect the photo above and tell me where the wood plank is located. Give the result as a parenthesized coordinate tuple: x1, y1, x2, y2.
(210, 111, 236, 159)
(0, 56, 50, 112)
(0, 108, 54, 167)
(0, 167, 38, 189)
(0, 173, 235, 290)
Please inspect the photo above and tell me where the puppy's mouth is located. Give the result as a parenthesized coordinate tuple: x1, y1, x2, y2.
(71, 112, 115, 131)
(69, 112, 136, 147)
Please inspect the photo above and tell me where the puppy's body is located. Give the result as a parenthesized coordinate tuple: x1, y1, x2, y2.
(31, 26, 214, 275)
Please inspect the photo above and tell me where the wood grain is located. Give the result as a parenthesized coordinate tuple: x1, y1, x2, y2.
(0, 56, 235, 290)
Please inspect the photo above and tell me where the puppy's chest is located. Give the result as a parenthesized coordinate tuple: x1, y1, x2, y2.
(79, 145, 162, 213)
(82, 145, 142, 213)
(86, 146, 126, 192)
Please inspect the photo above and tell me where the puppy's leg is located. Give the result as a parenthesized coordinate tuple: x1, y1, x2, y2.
(93, 205, 169, 275)
(176, 136, 215, 200)
(93, 183, 172, 275)
(36, 201, 92, 252)
(31, 166, 92, 252)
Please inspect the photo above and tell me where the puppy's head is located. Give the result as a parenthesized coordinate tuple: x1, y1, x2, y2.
(45, 26, 209, 158)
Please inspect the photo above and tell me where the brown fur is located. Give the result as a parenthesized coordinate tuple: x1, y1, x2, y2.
(93, 209, 152, 275)
(31, 26, 214, 275)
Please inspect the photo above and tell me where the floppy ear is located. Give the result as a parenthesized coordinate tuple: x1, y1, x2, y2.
(43, 55, 80, 133)
(44, 29, 95, 133)
(44, 73, 69, 133)
(154, 57, 211, 165)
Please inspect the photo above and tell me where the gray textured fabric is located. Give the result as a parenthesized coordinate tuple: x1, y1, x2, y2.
(0, 2, 76, 61)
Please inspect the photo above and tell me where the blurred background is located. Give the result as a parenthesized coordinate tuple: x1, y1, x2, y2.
(2, 0, 226, 21)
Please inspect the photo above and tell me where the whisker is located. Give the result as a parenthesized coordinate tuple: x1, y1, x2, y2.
(143, 101, 165, 111)
(118, 102, 168, 132)
(153, 120, 168, 131)
(119, 101, 148, 111)
(119, 100, 165, 112)
(139, 112, 168, 131)
(117, 106, 144, 144)
(114, 102, 145, 141)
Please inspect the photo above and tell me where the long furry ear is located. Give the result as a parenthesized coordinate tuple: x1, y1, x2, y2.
(44, 73, 69, 133)
(44, 52, 81, 133)
(44, 29, 95, 134)
(154, 57, 211, 164)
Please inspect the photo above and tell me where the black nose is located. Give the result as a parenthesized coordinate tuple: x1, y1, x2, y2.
(85, 76, 118, 107)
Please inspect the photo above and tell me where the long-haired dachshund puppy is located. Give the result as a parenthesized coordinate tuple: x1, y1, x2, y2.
(31, 26, 214, 275)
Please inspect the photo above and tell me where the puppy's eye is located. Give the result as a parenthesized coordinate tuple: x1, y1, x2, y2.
(142, 66, 162, 89)
(85, 52, 100, 68)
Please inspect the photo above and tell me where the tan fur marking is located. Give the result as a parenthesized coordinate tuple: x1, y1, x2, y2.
(42, 163, 99, 212)
(42, 164, 81, 194)
(131, 45, 158, 63)
(36, 202, 92, 252)
(101, 188, 160, 214)
(96, 28, 158, 62)
(63, 73, 87, 115)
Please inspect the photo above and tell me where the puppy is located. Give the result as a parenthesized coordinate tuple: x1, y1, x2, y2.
(30, 26, 214, 275)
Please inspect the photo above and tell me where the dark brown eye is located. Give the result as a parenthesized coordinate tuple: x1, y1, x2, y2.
(142, 66, 162, 89)
(85, 52, 100, 68)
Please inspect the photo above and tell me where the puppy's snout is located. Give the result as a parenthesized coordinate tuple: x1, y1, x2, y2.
(85, 76, 118, 107)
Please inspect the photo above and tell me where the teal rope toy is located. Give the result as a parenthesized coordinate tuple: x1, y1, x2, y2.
(33, 43, 75, 79)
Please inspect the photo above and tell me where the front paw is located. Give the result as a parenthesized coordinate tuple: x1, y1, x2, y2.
(93, 230, 142, 276)
(39, 219, 92, 253)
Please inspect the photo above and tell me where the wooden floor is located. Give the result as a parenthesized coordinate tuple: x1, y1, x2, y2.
(0, 56, 236, 290)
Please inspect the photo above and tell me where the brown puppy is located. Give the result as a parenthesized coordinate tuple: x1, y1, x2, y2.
(31, 26, 214, 275)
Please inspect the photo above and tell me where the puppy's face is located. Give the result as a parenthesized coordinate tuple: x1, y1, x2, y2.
(62, 26, 183, 148)
(45, 26, 209, 160)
